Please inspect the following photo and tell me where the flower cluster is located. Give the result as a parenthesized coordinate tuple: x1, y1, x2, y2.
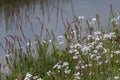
(24, 72, 43, 80)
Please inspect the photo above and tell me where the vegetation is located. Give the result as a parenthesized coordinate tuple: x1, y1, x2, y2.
(0, 4, 120, 80)
(0, 0, 70, 31)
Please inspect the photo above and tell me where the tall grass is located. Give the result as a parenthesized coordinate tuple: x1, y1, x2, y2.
(0, 0, 70, 31)
(0, 5, 120, 80)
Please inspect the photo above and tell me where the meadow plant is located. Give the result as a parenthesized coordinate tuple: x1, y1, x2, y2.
(0, 5, 120, 80)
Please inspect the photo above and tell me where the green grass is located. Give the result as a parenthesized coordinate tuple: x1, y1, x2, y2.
(0, 5, 120, 80)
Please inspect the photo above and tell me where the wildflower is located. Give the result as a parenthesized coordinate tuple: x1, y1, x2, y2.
(53, 62, 61, 69)
(81, 65, 85, 68)
(92, 18, 97, 24)
(26, 72, 32, 78)
(42, 40, 46, 43)
(58, 42, 64, 45)
(114, 76, 119, 80)
(87, 35, 94, 40)
(34, 41, 38, 44)
(119, 68, 120, 71)
(103, 48, 107, 53)
(73, 43, 82, 48)
(94, 31, 102, 36)
(5, 54, 12, 57)
(70, 43, 74, 49)
(111, 54, 113, 58)
(109, 32, 116, 37)
(24, 72, 32, 80)
(69, 49, 78, 54)
(24, 77, 30, 80)
(49, 40, 52, 43)
(75, 51, 79, 55)
(104, 34, 111, 39)
(90, 54, 96, 59)
(32, 76, 38, 79)
(64, 67, 71, 74)
(47, 70, 52, 76)
(78, 16, 85, 20)
(62, 62, 69, 67)
(72, 55, 78, 59)
(74, 72, 80, 76)
(98, 61, 102, 65)
(75, 65, 80, 69)
(37, 78, 43, 80)
(81, 45, 90, 54)
(105, 60, 109, 63)
(115, 50, 120, 54)
(88, 64, 92, 67)
(95, 36, 100, 41)
(117, 16, 120, 20)
(26, 42, 32, 46)
(92, 18, 97, 22)
(110, 18, 117, 23)
(93, 50, 98, 53)
(95, 55, 101, 60)
(74, 76, 81, 80)
(96, 44, 103, 49)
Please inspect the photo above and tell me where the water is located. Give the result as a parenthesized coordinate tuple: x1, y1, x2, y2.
(0, 0, 120, 64)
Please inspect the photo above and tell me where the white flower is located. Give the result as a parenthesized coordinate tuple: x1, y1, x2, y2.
(117, 16, 120, 20)
(104, 34, 111, 39)
(90, 54, 96, 59)
(24, 72, 32, 80)
(72, 55, 78, 59)
(42, 40, 46, 43)
(81, 45, 90, 53)
(49, 40, 52, 43)
(53, 62, 61, 69)
(109, 32, 116, 37)
(87, 35, 94, 40)
(37, 78, 43, 80)
(74, 76, 81, 79)
(96, 44, 103, 49)
(26, 72, 32, 78)
(110, 18, 117, 23)
(47, 70, 52, 76)
(105, 60, 109, 63)
(81, 65, 85, 68)
(78, 16, 85, 20)
(92, 18, 97, 24)
(74, 72, 80, 76)
(115, 50, 120, 54)
(95, 55, 101, 60)
(58, 42, 64, 45)
(94, 31, 102, 36)
(88, 64, 92, 67)
(75, 52, 79, 55)
(24, 77, 30, 80)
(92, 18, 97, 22)
(69, 49, 78, 54)
(93, 50, 98, 53)
(5, 54, 12, 57)
(64, 67, 71, 74)
(75, 66, 80, 69)
(34, 41, 38, 44)
(62, 62, 69, 67)
(114, 76, 119, 80)
(26, 42, 32, 46)
(32, 76, 38, 79)
(73, 43, 82, 48)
